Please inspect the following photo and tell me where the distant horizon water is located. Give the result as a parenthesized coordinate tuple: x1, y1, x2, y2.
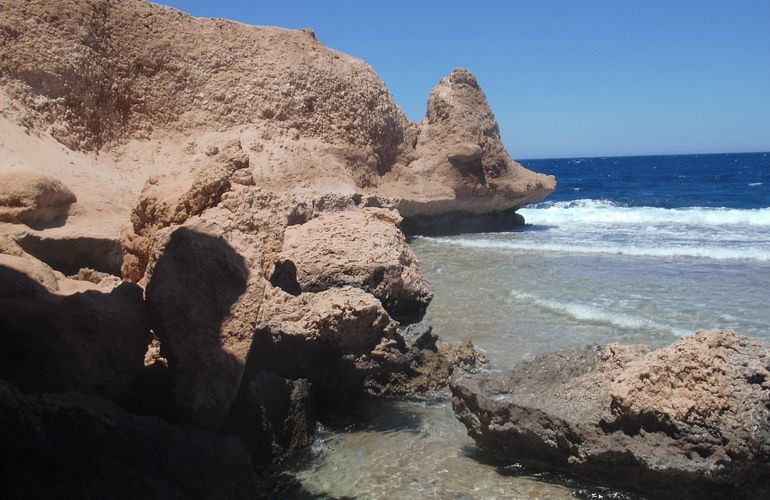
(519, 149, 770, 162)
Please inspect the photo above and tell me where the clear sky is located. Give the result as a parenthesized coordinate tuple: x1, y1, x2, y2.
(155, 0, 770, 159)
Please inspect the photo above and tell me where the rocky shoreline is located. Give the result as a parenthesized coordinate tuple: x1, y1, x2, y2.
(1, 1, 768, 498)
(0, 0, 527, 496)
(451, 330, 770, 498)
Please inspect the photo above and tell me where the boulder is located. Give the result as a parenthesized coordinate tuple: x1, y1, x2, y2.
(279, 207, 433, 322)
(257, 285, 398, 358)
(0, 171, 76, 228)
(144, 222, 260, 430)
(121, 139, 250, 283)
(0, 380, 259, 499)
(451, 330, 770, 496)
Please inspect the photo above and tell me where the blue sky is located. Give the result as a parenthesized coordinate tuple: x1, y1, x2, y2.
(156, 1, 770, 159)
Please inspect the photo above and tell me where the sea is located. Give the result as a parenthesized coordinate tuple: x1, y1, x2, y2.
(288, 152, 770, 499)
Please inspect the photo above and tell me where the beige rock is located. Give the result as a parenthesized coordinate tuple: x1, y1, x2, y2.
(607, 329, 770, 456)
(451, 330, 770, 492)
(380, 68, 556, 216)
(0, 252, 59, 292)
(121, 139, 250, 282)
(0, 170, 76, 227)
(258, 285, 398, 356)
(280, 207, 433, 322)
(1, 0, 553, 255)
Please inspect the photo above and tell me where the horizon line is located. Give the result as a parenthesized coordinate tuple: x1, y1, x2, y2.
(518, 150, 770, 162)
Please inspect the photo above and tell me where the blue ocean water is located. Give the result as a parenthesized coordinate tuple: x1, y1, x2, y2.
(520, 152, 770, 209)
(415, 151, 770, 355)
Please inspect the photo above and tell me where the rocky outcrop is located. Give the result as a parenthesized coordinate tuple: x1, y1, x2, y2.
(279, 207, 433, 322)
(451, 330, 770, 497)
(121, 139, 250, 282)
(0, 0, 553, 253)
(0, 380, 260, 499)
(0, 170, 76, 228)
(366, 322, 488, 397)
(379, 68, 555, 218)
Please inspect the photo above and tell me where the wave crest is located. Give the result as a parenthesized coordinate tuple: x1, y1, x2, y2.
(420, 237, 770, 262)
(521, 199, 770, 227)
(509, 290, 688, 336)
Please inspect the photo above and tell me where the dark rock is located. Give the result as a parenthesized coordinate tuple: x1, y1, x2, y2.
(0, 380, 259, 499)
(399, 320, 438, 351)
(0, 265, 150, 405)
(226, 371, 315, 465)
(401, 208, 525, 236)
(146, 226, 253, 430)
(17, 233, 123, 276)
(450, 330, 770, 497)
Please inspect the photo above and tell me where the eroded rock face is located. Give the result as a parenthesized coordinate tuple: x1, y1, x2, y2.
(280, 207, 433, 322)
(0, 381, 259, 499)
(451, 330, 770, 496)
(0, 170, 76, 227)
(121, 139, 250, 282)
(1, 1, 554, 250)
(379, 68, 556, 217)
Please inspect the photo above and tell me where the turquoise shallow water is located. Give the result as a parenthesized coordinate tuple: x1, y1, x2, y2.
(289, 153, 770, 498)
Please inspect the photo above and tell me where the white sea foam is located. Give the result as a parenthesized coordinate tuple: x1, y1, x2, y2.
(519, 199, 770, 227)
(421, 237, 770, 261)
(509, 290, 689, 336)
(749, 182, 763, 187)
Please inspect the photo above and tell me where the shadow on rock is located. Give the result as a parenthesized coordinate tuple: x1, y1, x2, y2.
(0, 265, 150, 406)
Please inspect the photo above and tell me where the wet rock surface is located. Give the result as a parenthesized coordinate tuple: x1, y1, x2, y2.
(451, 330, 770, 497)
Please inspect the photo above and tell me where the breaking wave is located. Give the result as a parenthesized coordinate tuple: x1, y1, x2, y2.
(421, 237, 770, 262)
(519, 199, 770, 227)
(509, 290, 689, 336)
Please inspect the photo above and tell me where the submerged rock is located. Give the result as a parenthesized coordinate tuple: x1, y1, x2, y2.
(451, 330, 770, 497)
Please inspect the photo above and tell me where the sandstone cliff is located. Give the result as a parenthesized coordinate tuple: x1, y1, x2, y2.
(0, 0, 554, 261)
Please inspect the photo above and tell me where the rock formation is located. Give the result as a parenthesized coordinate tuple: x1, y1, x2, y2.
(0, 170, 76, 227)
(0, 0, 549, 494)
(279, 207, 433, 323)
(0, 247, 150, 406)
(0, 0, 554, 259)
(451, 330, 770, 497)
